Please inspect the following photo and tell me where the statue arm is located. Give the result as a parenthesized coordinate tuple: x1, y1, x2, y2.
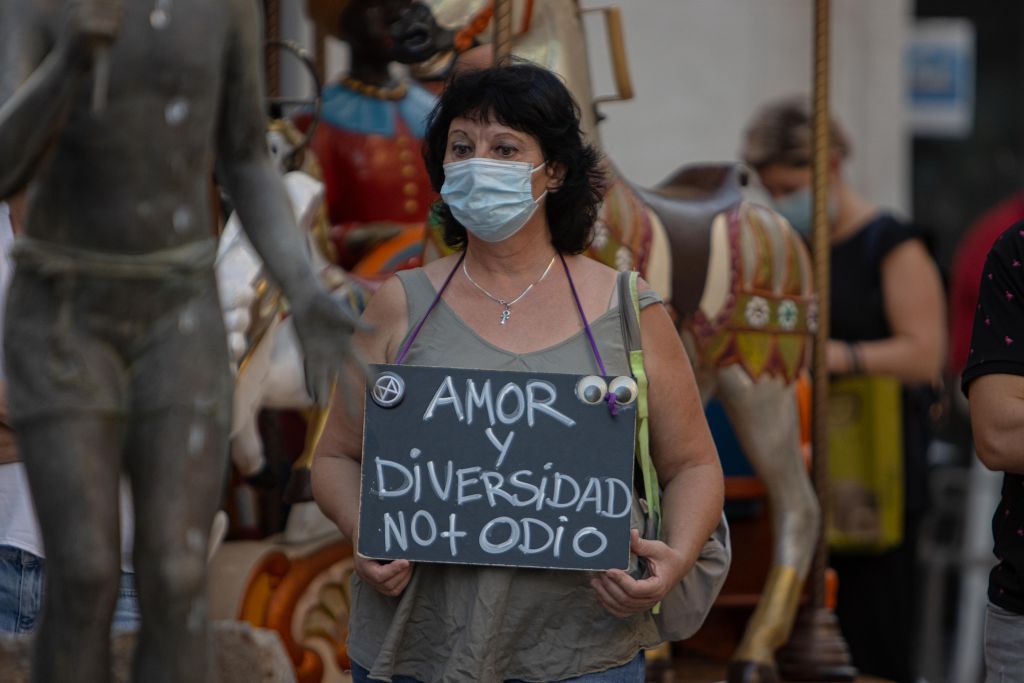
(215, 0, 319, 308)
(312, 276, 415, 597)
(218, 0, 364, 407)
(0, 0, 80, 199)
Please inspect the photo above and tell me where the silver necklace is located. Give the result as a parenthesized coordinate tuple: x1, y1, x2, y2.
(463, 255, 557, 325)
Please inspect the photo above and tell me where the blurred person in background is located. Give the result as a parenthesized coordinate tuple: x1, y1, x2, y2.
(950, 191, 1024, 376)
(962, 222, 1024, 683)
(0, 196, 138, 635)
(0, 195, 43, 635)
(741, 97, 946, 683)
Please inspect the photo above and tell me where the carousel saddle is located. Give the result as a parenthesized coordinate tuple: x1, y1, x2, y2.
(634, 163, 747, 318)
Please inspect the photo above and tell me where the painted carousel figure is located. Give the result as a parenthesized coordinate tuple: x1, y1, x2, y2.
(297, 0, 452, 272)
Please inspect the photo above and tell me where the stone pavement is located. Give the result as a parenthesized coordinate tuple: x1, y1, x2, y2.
(0, 621, 295, 683)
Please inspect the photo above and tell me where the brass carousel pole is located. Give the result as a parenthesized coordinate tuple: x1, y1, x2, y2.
(808, 0, 833, 615)
(264, 0, 281, 98)
(492, 0, 515, 63)
(778, 1, 856, 678)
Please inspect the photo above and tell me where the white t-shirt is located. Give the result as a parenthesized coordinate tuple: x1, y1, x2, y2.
(0, 203, 38, 553)
(0, 204, 133, 568)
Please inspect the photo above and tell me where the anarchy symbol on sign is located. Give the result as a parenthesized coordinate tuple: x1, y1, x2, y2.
(371, 371, 405, 408)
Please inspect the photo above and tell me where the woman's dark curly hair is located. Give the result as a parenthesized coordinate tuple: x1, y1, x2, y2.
(422, 61, 606, 254)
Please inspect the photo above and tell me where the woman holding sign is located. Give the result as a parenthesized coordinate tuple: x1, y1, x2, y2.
(312, 62, 725, 682)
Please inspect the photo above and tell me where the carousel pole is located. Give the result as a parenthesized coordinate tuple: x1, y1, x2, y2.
(808, 0, 833, 616)
(314, 27, 327, 87)
(264, 0, 281, 99)
(492, 0, 515, 63)
(777, 1, 856, 678)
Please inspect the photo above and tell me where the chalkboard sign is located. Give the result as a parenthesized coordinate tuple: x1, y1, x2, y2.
(358, 364, 637, 571)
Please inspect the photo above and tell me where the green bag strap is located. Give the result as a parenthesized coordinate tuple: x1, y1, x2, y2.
(617, 271, 661, 536)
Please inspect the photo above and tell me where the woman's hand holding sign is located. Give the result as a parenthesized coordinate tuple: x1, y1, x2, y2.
(355, 553, 415, 597)
(590, 530, 690, 618)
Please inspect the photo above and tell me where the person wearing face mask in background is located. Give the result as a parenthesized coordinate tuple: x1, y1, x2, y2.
(741, 97, 946, 683)
(311, 63, 725, 683)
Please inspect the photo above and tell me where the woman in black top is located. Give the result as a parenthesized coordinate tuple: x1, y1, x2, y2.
(741, 97, 946, 683)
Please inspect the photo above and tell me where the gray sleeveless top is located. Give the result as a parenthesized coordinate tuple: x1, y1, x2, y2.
(348, 267, 662, 682)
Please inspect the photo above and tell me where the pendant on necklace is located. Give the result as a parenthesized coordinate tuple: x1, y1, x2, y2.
(500, 306, 511, 325)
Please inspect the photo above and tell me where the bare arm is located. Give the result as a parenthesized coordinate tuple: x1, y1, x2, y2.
(312, 276, 407, 536)
(969, 374, 1024, 475)
(645, 300, 724, 569)
(828, 239, 946, 383)
(592, 295, 724, 616)
(311, 276, 414, 595)
(0, 0, 120, 199)
(6, 193, 25, 232)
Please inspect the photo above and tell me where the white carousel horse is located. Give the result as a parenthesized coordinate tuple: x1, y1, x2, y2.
(217, 169, 325, 479)
(216, 127, 368, 543)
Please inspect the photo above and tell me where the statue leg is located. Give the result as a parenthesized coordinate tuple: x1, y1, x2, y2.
(19, 415, 125, 683)
(714, 366, 820, 682)
(125, 410, 229, 683)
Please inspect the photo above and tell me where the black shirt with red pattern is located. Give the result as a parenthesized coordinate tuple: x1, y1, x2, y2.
(963, 221, 1024, 616)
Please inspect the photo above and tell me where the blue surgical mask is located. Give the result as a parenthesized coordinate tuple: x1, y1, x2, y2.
(773, 186, 838, 236)
(440, 158, 548, 243)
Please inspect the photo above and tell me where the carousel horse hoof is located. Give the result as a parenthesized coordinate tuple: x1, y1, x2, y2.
(283, 467, 314, 504)
(245, 463, 279, 490)
(726, 659, 780, 683)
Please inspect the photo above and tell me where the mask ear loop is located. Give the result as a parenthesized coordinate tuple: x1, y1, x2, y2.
(559, 254, 618, 417)
(534, 161, 556, 197)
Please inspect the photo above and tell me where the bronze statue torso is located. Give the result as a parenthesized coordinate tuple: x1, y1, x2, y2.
(25, 0, 238, 253)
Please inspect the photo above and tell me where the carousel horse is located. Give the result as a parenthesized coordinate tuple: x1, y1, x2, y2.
(412, 2, 821, 681)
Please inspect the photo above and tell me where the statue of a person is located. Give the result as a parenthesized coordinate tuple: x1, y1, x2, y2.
(0, 1, 359, 681)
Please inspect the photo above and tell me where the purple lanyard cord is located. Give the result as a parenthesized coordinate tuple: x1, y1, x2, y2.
(558, 253, 607, 374)
(558, 254, 617, 416)
(395, 251, 615, 414)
